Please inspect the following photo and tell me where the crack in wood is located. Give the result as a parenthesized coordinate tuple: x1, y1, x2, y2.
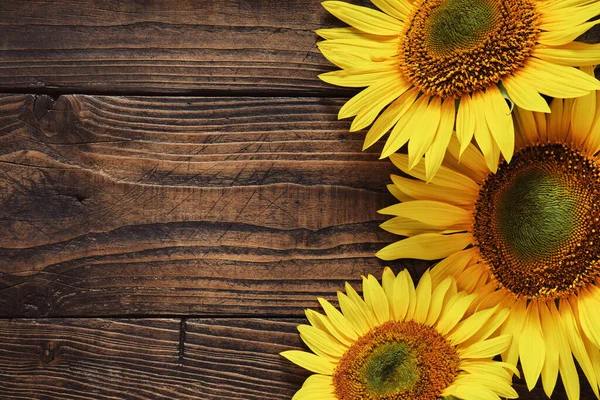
(178, 317, 187, 364)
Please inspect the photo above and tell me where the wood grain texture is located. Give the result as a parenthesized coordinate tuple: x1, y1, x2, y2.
(0, 318, 304, 399)
(1, 0, 598, 95)
(0, 318, 596, 399)
(0, 94, 424, 317)
(0, 0, 366, 94)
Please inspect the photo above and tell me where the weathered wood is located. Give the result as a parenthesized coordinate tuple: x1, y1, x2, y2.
(0, 0, 366, 95)
(0, 318, 304, 399)
(0, 318, 595, 399)
(1, 0, 597, 95)
(0, 94, 421, 317)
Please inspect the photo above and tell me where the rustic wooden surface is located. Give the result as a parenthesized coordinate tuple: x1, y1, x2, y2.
(0, 0, 599, 398)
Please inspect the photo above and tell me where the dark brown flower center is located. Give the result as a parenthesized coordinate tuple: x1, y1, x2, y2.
(474, 143, 600, 299)
(401, 0, 540, 98)
(333, 320, 459, 400)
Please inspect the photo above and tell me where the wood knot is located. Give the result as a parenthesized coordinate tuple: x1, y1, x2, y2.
(41, 345, 55, 365)
(30, 94, 74, 138)
(20, 291, 52, 317)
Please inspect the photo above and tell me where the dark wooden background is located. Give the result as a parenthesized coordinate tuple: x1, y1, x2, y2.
(0, 1, 597, 398)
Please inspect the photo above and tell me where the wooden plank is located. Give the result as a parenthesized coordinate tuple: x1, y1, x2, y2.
(2, 0, 597, 94)
(0, 94, 420, 317)
(0, 318, 304, 399)
(0, 0, 367, 94)
(0, 318, 595, 399)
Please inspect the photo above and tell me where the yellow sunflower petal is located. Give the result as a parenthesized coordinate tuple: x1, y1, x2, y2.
(337, 291, 370, 336)
(392, 269, 416, 321)
(458, 334, 512, 359)
(389, 153, 480, 192)
(350, 79, 413, 132)
(363, 88, 419, 149)
(443, 383, 504, 400)
(513, 106, 540, 146)
(519, 301, 545, 390)
(302, 374, 335, 391)
(378, 200, 472, 228)
(317, 39, 396, 69)
(456, 94, 476, 156)
(387, 183, 414, 202)
(425, 98, 456, 181)
(407, 96, 442, 168)
(363, 274, 391, 324)
(315, 26, 361, 40)
(292, 386, 337, 400)
(381, 266, 396, 306)
(305, 309, 354, 347)
(445, 136, 489, 182)
(425, 276, 453, 326)
(322, 1, 404, 36)
(560, 299, 599, 395)
(370, 0, 412, 21)
(462, 307, 510, 346)
(549, 302, 580, 400)
(484, 85, 515, 162)
(379, 216, 452, 236)
(571, 89, 597, 146)
(389, 174, 476, 206)
(319, 64, 399, 88)
(577, 288, 600, 348)
(502, 73, 551, 113)
(435, 292, 478, 335)
(533, 42, 600, 67)
(455, 262, 487, 294)
(459, 360, 520, 379)
(585, 91, 600, 154)
(338, 75, 408, 120)
(475, 284, 511, 311)
(537, 20, 600, 46)
(318, 297, 359, 341)
(280, 350, 335, 375)
(345, 282, 379, 328)
(534, 110, 548, 141)
(381, 94, 433, 158)
(429, 248, 477, 285)
(472, 91, 500, 172)
(539, 1, 600, 32)
(538, 0, 598, 14)
(451, 374, 518, 399)
(376, 232, 472, 261)
(447, 306, 499, 346)
(519, 58, 600, 98)
(539, 301, 560, 397)
(299, 324, 346, 360)
(414, 270, 432, 324)
(500, 299, 526, 367)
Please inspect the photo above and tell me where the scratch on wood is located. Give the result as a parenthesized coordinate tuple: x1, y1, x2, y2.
(178, 318, 187, 365)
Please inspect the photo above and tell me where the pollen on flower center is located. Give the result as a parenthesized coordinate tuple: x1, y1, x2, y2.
(401, 0, 540, 98)
(426, 0, 499, 56)
(333, 320, 459, 400)
(474, 143, 600, 299)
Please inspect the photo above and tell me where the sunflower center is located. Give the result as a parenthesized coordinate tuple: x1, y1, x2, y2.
(426, 0, 498, 56)
(333, 320, 459, 400)
(474, 143, 600, 299)
(401, 0, 540, 98)
(497, 170, 579, 259)
(362, 342, 418, 394)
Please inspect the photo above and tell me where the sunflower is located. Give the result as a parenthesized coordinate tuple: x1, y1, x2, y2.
(377, 68, 600, 399)
(281, 267, 518, 400)
(317, 0, 600, 180)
